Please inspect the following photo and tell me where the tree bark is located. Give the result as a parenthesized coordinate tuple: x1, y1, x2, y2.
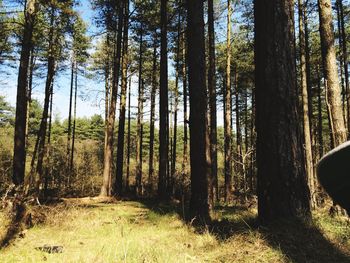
(187, 0, 210, 221)
(234, 70, 244, 194)
(44, 81, 53, 195)
(66, 60, 75, 186)
(100, 1, 124, 197)
(318, 0, 347, 146)
(171, 10, 181, 194)
(208, 0, 218, 204)
(136, 25, 144, 196)
(126, 78, 131, 191)
(70, 65, 78, 183)
(115, 0, 129, 196)
(36, 7, 56, 192)
(158, 0, 169, 199)
(298, 0, 315, 208)
(13, 0, 38, 186)
(224, 0, 233, 203)
(181, 31, 189, 185)
(254, 0, 311, 221)
(316, 65, 324, 158)
(336, 2, 347, 126)
(338, 0, 350, 133)
(149, 36, 157, 189)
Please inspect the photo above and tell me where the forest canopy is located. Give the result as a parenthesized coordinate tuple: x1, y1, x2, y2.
(0, 0, 350, 260)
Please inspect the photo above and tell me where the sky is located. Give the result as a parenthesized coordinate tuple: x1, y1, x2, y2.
(0, 0, 226, 126)
(0, 0, 110, 121)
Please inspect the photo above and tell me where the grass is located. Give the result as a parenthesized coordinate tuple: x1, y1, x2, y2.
(0, 199, 349, 263)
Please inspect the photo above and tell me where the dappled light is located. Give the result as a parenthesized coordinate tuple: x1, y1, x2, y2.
(1, 0, 350, 261)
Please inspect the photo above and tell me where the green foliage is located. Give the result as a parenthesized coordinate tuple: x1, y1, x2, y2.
(27, 99, 43, 136)
(0, 125, 13, 192)
(66, 115, 105, 141)
(0, 0, 12, 64)
(0, 96, 14, 126)
(71, 14, 90, 65)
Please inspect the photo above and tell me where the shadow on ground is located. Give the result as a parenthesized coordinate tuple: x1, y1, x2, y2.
(209, 207, 350, 263)
(2, 197, 349, 263)
(259, 219, 350, 263)
(141, 200, 350, 263)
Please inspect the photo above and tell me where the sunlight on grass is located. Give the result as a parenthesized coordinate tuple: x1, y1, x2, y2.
(313, 209, 350, 252)
(0, 201, 349, 263)
(0, 210, 10, 242)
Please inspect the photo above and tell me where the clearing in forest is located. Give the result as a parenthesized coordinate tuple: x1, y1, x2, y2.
(0, 199, 349, 263)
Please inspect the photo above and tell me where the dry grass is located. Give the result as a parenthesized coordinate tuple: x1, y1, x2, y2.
(0, 209, 10, 241)
(0, 199, 349, 263)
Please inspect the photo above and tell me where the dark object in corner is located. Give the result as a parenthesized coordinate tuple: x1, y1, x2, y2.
(36, 245, 63, 254)
(317, 141, 350, 214)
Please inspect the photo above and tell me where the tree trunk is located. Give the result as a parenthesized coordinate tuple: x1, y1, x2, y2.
(13, 0, 38, 186)
(187, 0, 210, 221)
(304, 3, 313, 131)
(35, 57, 55, 192)
(254, 0, 311, 222)
(36, 8, 56, 192)
(316, 65, 324, 158)
(115, 0, 129, 196)
(136, 25, 144, 197)
(66, 60, 75, 185)
(171, 11, 181, 195)
(103, 34, 112, 195)
(126, 78, 131, 191)
(25, 47, 35, 147)
(298, 0, 315, 208)
(70, 65, 78, 184)
(208, 0, 218, 205)
(44, 81, 53, 195)
(149, 36, 157, 189)
(318, 0, 347, 146)
(336, 2, 347, 126)
(250, 87, 256, 193)
(243, 87, 249, 194)
(234, 70, 244, 194)
(100, 1, 124, 197)
(224, 0, 233, 203)
(159, 0, 169, 198)
(181, 31, 189, 185)
(338, 0, 350, 133)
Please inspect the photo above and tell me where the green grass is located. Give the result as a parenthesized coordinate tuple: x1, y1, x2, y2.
(0, 199, 349, 263)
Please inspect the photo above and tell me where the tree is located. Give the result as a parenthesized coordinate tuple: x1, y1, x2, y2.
(254, 0, 311, 221)
(33, 1, 77, 192)
(298, 0, 315, 208)
(67, 15, 89, 185)
(208, 0, 218, 205)
(181, 29, 189, 185)
(318, 0, 348, 215)
(158, 0, 169, 198)
(100, 0, 124, 197)
(318, 0, 347, 147)
(187, 0, 210, 220)
(224, 0, 233, 203)
(115, 0, 130, 196)
(171, 5, 181, 194)
(336, 0, 349, 131)
(149, 34, 158, 187)
(13, 0, 38, 186)
(126, 78, 132, 191)
(136, 21, 144, 196)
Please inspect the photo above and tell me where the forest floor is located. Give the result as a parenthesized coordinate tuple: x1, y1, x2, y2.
(0, 197, 349, 263)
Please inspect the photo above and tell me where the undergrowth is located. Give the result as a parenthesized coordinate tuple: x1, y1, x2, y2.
(0, 199, 349, 263)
